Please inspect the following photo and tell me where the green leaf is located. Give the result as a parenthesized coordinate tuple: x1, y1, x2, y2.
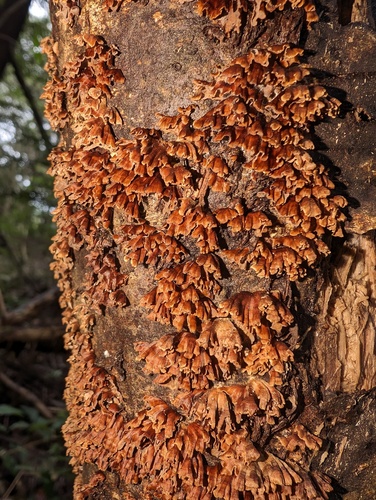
(0, 404, 24, 417)
(9, 420, 30, 431)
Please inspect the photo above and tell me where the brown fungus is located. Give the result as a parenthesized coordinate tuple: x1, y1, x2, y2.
(42, 0, 346, 493)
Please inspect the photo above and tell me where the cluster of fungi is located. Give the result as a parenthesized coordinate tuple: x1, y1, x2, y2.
(43, 0, 347, 498)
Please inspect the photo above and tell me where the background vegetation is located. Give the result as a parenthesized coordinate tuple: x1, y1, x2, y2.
(0, 1, 73, 497)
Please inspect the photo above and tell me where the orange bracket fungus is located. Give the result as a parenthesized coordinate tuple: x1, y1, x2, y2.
(43, 0, 347, 498)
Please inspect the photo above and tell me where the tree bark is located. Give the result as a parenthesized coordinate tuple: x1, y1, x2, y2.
(43, 0, 376, 498)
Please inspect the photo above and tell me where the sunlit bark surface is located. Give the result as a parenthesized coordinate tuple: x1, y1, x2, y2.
(43, 0, 376, 498)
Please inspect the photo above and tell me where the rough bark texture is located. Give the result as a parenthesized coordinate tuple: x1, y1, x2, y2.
(304, 3, 376, 496)
(43, 0, 375, 498)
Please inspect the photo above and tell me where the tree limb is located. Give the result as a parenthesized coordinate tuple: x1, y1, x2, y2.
(0, 0, 31, 79)
(9, 52, 52, 149)
(0, 371, 53, 419)
(0, 287, 60, 326)
(0, 325, 64, 342)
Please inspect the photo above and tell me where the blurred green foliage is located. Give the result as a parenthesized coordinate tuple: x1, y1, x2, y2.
(0, 404, 73, 499)
(0, 2, 73, 498)
(0, 1, 57, 307)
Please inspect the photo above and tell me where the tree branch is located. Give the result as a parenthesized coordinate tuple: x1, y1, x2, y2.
(0, 287, 60, 326)
(0, 371, 53, 419)
(0, 325, 64, 342)
(9, 52, 52, 150)
(0, 0, 31, 78)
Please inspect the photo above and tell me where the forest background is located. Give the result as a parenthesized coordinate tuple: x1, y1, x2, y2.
(0, 0, 73, 498)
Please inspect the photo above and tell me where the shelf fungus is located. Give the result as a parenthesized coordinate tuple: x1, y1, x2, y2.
(104, 0, 128, 12)
(135, 318, 244, 390)
(140, 258, 221, 332)
(43, 0, 346, 497)
(115, 223, 189, 267)
(193, 0, 318, 34)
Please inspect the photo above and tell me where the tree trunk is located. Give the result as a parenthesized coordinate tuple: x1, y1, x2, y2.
(43, 0, 376, 498)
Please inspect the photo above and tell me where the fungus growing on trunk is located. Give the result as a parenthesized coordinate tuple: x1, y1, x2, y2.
(43, 0, 348, 497)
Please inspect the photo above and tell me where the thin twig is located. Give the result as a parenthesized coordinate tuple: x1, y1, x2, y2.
(0, 371, 53, 419)
(1, 470, 24, 499)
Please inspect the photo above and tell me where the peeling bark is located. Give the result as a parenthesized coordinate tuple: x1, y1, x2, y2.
(313, 232, 376, 393)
